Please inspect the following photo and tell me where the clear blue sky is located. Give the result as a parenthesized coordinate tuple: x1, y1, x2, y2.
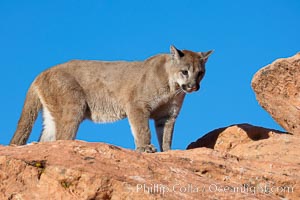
(1, 1, 299, 150)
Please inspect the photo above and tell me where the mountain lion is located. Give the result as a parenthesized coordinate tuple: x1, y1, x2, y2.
(10, 45, 213, 152)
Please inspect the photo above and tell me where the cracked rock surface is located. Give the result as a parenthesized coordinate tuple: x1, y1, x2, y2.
(0, 131, 299, 200)
(252, 53, 300, 134)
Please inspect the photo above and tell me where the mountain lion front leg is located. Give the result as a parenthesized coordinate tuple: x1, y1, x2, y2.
(155, 117, 176, 152)
(127, 108, 156, 153)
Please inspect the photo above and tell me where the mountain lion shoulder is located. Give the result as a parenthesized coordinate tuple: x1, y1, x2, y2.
(10, 45, 213, 152)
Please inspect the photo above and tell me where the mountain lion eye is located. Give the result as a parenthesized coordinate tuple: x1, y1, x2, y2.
(181, 70, 188, 76)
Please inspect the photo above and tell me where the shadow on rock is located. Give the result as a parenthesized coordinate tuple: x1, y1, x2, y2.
(187, 123, 288, 150)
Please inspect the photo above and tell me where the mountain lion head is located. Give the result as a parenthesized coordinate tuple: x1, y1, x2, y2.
(170, 45, 213, 93)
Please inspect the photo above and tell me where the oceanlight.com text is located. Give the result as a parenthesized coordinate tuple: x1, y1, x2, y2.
(135, 183, 294, 196)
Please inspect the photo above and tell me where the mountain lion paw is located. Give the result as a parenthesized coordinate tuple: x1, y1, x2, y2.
(136, 144, 157, 153)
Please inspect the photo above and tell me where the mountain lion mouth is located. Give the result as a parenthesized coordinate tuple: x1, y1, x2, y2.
(181, 84, 199, 93)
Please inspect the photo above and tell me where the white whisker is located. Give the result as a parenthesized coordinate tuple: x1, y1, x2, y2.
(174, 88, 184, 96)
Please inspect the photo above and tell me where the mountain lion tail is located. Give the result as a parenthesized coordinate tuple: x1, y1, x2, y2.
(10, 83, 42, 145)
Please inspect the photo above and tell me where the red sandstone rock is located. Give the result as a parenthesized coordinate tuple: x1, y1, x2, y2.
(252, 53, 300, 134)
(0, 130, 299, 200)
(187, 124, 300, 199)
(187, 123, 285, 152)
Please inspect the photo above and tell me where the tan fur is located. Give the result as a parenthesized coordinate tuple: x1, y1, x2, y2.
(10, 46, 213, 152)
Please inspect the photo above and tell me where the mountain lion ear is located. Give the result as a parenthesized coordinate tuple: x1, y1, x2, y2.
(170, 45, 184, 61)
(199, 50, 214, 63)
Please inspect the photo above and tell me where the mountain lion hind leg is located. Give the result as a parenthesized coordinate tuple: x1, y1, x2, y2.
(36, 70, 87, 142)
